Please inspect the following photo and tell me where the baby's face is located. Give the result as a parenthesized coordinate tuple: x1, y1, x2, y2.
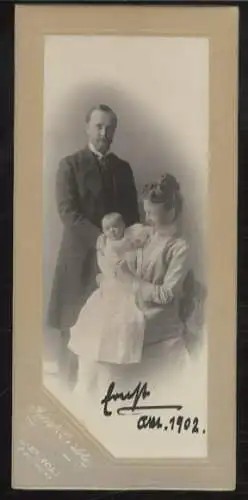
(103, 221, 125, 241)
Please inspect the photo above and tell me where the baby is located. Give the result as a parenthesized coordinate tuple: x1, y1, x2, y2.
(96, 212, 149, 285)
(68, 213, 150, 366)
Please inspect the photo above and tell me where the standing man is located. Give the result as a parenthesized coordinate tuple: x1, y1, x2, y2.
(46, 104, 140, 387)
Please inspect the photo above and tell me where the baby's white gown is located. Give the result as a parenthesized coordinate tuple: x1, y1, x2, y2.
(68, 238, 145, 366)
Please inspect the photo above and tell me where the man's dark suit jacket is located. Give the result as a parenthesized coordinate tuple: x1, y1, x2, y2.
(47, 147, 140, 330)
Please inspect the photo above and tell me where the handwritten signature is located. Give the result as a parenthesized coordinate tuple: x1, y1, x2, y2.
(100, 381, 182, 417)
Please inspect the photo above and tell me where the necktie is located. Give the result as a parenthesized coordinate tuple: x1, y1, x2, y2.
(98, 156, 115, 212)
(98, 155, 108, 172)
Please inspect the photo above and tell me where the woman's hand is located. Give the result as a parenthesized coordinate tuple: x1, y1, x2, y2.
(115, 261, 131, 282)
(135, 281, 154, 303)
(115, 260, 139, 287)
(116, 260, 130, 275)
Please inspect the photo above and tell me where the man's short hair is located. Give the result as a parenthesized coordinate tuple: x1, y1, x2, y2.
(85, 104, 118, 128)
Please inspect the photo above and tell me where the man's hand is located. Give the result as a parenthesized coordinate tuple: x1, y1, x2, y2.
(96, 273, 103, 286)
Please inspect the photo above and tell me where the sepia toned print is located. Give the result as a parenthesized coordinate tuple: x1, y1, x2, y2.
(42, 35, 208, 459)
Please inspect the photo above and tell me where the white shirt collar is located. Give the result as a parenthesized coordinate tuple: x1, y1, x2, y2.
(88, 142, 110, 160)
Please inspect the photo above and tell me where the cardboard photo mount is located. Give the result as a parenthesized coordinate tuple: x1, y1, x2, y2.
(13, 5, 238, 490)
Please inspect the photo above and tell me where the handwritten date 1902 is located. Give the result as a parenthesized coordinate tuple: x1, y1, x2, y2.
(137, 415, 203, 434)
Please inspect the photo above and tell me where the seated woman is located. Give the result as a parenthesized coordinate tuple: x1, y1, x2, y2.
(106, 173, 191, 390)
(71, 173, 191, 405)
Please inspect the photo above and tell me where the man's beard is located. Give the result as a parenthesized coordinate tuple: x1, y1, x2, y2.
(96, 138, 111, 153)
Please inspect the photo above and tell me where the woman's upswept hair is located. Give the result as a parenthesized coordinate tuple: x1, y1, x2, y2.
(142, 173, 183, 219)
